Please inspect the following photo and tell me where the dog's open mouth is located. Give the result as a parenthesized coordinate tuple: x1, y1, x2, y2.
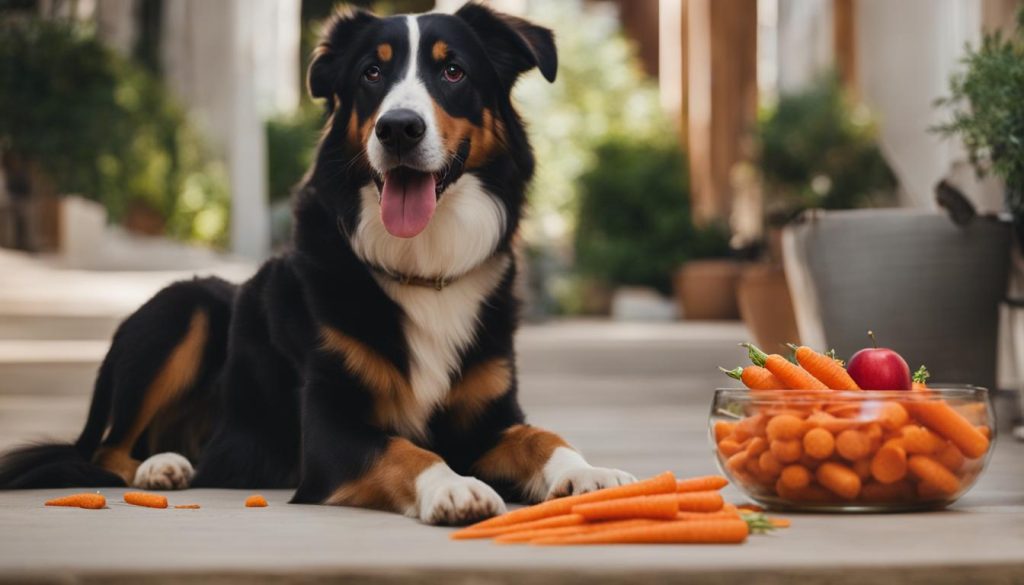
(375, 158, 464, 239)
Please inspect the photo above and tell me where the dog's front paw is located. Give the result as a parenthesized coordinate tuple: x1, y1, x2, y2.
(416, 467, 506, 526)
(547, 466, 636, 500)
(133, 452, 194, 490)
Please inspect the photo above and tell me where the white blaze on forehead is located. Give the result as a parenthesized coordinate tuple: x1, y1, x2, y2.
(367, 15, 445, 172)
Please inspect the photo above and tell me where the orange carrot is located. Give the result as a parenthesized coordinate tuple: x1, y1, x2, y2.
(908, 455, 960, 495)
(806, 411, 861, 434)
(775, 479, 833, 503)
(770, 518, 792, 528)
(977, 425, 992, 439)
(451, 513, 584, 540)
(766, 414, 807, 441)
(779, 465, 811, 490)
(861, 480, 914, 502)
(742, 343, 828, 390)
(899, 425, 944, 455)
(770, 439, 802, 464)
(532, 519, 750, 545)
(174, 504, 201, 509)
(746, 436, 769, 457)
(816, 462, 861, 500)
(718, 438, 745, 457)
(675, 491, 725, 512)
(834, 429, 872, 461)
(124, 492, 168, 509)
(802, 427, 835, 459)
(572, 493, 680, 521)
(45, 493, 106, 509)
(909, 401, 990, 459)
(733, 413, 767, 441)
(720, 365, 785, 390)
(936, 443, 965, 471)
(494, 519, 656, 544)
(877, 402, 910, 431)
(713, 420, 736, 443)
(676, 475, 729, 493)
(675, 509, 742, 521)
(852, 458, 873, 481)
(245, 495, 268, 507)
(725, 451, 749, 475)
(758, 451, 783, 478)
(789, 345, 860, 390)
(464, 471, 677, 531)
(911, 365, 931, 392)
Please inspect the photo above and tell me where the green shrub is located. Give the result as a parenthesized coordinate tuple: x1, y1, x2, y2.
(574, 137, 730, 295)
(266, 104, 323, 204)
(758, 76, 897, 224)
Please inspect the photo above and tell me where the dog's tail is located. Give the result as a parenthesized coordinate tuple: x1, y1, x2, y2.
(0, 354, 124, 489)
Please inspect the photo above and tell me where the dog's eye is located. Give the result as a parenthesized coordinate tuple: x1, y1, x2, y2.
(443, 64, 465, 83)
(363, 65, 382, 83)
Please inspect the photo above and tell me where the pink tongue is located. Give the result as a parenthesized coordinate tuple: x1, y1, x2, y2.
(380, 170, 437, 238)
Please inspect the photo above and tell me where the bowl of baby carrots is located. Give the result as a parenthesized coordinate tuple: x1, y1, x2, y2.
(711, 341, 994, 512)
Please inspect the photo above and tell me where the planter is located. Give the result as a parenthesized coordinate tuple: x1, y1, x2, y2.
(784, 209, 1012, 391)
(673, 260, 741, 320)
(737, 263, 800, 351)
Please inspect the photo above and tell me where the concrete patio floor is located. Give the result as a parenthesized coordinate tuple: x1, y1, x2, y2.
(1, 320, 1023, 584)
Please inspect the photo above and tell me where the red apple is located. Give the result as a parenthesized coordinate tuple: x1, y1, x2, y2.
(846, 332, 912, 390)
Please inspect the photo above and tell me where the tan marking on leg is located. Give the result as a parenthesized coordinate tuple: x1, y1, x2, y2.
(377, 43, 393, 62)
(324, 438, 440, 512)
(94, 310, 209, 482)
(473, 425, 568, 486)
(446, 358, 511, 428)
(431, 40, 448, 61)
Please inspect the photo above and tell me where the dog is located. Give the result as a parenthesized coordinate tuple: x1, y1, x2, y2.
(0, 3, 635, 525)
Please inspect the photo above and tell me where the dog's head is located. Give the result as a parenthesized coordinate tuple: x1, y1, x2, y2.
(308, 3, 556, 240)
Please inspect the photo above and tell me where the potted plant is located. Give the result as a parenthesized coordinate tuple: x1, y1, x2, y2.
(574, 136, 733, 320)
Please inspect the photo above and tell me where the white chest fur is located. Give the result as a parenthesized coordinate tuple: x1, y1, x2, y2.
(350, 174, 510, 439)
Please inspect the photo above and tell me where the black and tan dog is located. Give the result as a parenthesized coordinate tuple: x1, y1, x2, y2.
(0, 3, 635, 524)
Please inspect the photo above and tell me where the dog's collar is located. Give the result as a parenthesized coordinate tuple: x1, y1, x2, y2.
(369, 265, 457, 291)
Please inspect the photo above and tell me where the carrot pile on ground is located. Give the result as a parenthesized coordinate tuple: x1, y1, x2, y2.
(717, 344, 992, 506)
(451, 472, 787, 545)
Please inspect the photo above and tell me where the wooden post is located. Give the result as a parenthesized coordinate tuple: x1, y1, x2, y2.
(833, 0, 856, 93)
(685, 0, 758, 225)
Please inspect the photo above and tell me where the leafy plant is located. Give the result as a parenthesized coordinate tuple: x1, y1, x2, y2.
(0, 18, 229, 245)
(574, 136, 730, 295)
(934, 9, 1024, 245)
(266, 104, 323, 203)
(758, 76, 897, 225)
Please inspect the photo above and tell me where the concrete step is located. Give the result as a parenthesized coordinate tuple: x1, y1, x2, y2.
(0, 340, 107, 396)
(0, 313, 123, 341)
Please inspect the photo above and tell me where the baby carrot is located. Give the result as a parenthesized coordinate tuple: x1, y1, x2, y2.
(494, 519, 656, 544)
(124, 492, 168, 509)
(816, 462, 862, 500)
(463, 471, 677, 531)
(245, 494, 268, 507)
(936, 443, 965, 471)
(871, 442, 908, 484)
(572, 493, 680, 521)
(720, 365, 785, 390)
(877, 402, 910, 431)
(779, 465, 811, 490)
(802, 427, 835, 459)
(899, 425, 945, 455)
(788, 345, 860, 390)
(909, 401, 990, 459)
(852, 458, 872, 481)
(758, 451, 783, 478)
(746, 437, 769, 457)
(770, 439, 803, 464)
(861, 480, 914, 502)
(532, 519, 750, 545)
(806, 411, 860, 434)
(908, 455, 960, 495)
(45, 493, 106, 509)
(742, 343, 828, 390)
(451, 513, 584, 540)
(766, 414, 807, 441)
(718, 438, 745, 457)
(713, 420, 736, 443)
(676, 475, 729, 493)
(733, 413, 767, 441)
(835, 429, 872, 461)
(675, 490, 725, 512)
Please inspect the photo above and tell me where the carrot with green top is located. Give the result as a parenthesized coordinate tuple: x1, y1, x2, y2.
(788, 344, 860, 390)
(124, 492, 168, 509)
(676, 475, 728, 493)
(741, 343, 828, 390)
(45, 493, 106, 509)
(719, 365, 785, 390)
(532, 518, 750, 545)
(451, 513, 584, 540)
(675, 490, 725, 512)
(573, 493, 680, 521)
(494, 519, 657, 544)
(912, 365, 931, 392)
(459, 471, 677, 532)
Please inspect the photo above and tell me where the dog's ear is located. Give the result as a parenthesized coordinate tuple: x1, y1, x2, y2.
(307, 7, 378, 107)
(455, 3, 557, 86)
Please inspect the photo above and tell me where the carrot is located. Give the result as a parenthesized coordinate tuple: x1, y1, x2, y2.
(775, 479, 833, 503)
(494, 519, 656, 544)
(909, 401, 990, 459)
(806, 411, 861, 434)
(871, 442, 907, 484)
(742, 343, 828, 390)
(770, 439, 802, 464)
(718, 437, 745, 457)
(532, 519, 750, 545)
(852, 458, 873, 481)
(174, 504, 201, 509)
(124, 492, 168, 509)
(877, 402, 910, 431)
(911, 365, 931, 392)
(713, 420, 736, 443)
(758, 451, 783, 478)
(936, 443, 965, 471)
(572, 493, 680, 521)
(463, 471, 677, 531)
(825, 403, 863, 418)
(245, 494, 268, 508)
(977, 425, 992, 439)
(835, 429, 872, 461)
(676, 491, 725, 512)
(725, 451, 749, 475)
(766, 414, 807, 441)
(770, 518, 792, 528)
(676, 475, 729, 493)
(816, 462, 862, 500)
(861, 480, 914, 502)
(899, 425, 944, 455)
(720, 365, 785, 390)
(675, 509, 742, 521)
(451, 513, 584, 540)
(733, 413, 767, 441)
(802, 427, 835, 459)
(779, 465, 811, 489)
(45, 493, 106, 509)
(789, 345, 860, 390)
(908, 455, 960, 495)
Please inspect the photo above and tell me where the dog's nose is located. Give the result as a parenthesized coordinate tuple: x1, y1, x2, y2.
(375, 109, 426, 154)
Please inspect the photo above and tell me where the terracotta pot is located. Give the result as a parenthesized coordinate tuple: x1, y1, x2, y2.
(674, 260, 742, 320)
(737, 263, 800, 352)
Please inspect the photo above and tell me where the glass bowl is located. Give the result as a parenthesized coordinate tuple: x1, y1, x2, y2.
(710, 387, 994, 512)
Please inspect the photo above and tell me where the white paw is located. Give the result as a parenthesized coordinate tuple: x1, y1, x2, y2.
(416, 464, 506, 526)
(547, 466, 637, 500)
(133, 452, 194, 490)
